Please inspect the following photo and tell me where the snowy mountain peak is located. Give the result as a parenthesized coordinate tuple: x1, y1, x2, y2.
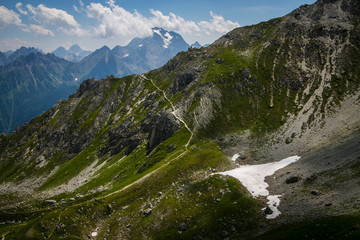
(152, 28, 174, 49)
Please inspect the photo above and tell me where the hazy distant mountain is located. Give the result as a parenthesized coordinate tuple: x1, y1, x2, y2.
(52, 46, 67, 58)
(0, 28, 192, 133)
(0, 52, 78, 134)
(190, 41, 202, 48)
(69, 46, 125, 80)
(70, 28, 190, 80)
(0, 47, 43, 66)
(4, 50, 13, 57)
(52, 44, 91, 62)
(7, 47, 44, 63)
(0, 52, 7, 66)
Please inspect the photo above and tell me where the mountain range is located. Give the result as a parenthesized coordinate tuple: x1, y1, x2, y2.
(0, 28, 196, 134)
(0, 47, 44, 66)
(1, 0, 360, 239)
(52, 44, 92, 63)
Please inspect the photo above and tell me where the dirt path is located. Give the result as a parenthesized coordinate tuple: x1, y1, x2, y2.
(44, 74, 195, 237)
(99, 149, 188, 200)
(140, 74, 194, 148)
(47, 210, 64, 239)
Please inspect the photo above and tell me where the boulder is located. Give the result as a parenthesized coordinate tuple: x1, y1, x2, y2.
(143, 208, 152, 216)
(264, 206, 273, 215)
(311, 190, 320, 195)
(178, 222, 187, 231)
(286, 176, 301, 184)
(107, 204, 112, 211)
(43, 200, 57, 206)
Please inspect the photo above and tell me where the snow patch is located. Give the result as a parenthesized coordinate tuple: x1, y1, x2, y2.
(264, 195, 282, 219)
(231, 154, 240, 162)
(122, 53, 129, 58)
(163, 32, 173, 48)
(153, 29, 161, 35)
(214, 156, 300, 219)
(138, 44, 143, 47)
(153, 29, 173, 48)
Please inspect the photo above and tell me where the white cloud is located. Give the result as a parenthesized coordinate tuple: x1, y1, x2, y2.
(74, 0, 86, 13)
(73, 5, 81, 13)
(149, 9, 199, 33)
(106, 0, 116, 8)
(0, 6, 23, 29)
(16, 2, 28, 15)
(58, 26, 90, 37)
(26, 4, 79, 27)
(26, 24, 54, 37)
(86, 2, 153, 38)
(85, 1, 239, 45)
(199, 11, 240, 35)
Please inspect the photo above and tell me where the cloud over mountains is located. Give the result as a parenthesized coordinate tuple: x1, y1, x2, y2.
(85, 1, 240, 40)
(0, 0, 240, 51)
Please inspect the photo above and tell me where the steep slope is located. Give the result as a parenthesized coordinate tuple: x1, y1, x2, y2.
(0, 52, 7, 66)
(6, 47, 44, 63)
(0, 52, 78, 135)
(0, 0, 360, 239)
(69, 46, 123, 80)
(0, 47, 43, 67)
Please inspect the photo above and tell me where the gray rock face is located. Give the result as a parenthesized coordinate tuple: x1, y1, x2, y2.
(147, 111, 180, 151)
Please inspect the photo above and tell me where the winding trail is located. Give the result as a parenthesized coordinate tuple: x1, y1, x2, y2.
(98, 149, 188, 200)
(98, 74, 195, 199)
(2, 232, 8, 240)
(140, 74, 194, 147)
(47, 210, 64, 239)
(44, 74, 195, 238)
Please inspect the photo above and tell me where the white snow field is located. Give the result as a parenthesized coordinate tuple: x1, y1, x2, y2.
(215, 156, 301, 219)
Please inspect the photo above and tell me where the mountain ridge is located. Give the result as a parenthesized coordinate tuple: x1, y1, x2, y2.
(0, 28, 192, 134)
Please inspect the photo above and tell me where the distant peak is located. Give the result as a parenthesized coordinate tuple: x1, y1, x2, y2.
(190, 41, 202, 48)
(98, 45, 111, 52)
(152, 27, 164, 31)
(18, 46, 38, 51)
(152, 28, 174, 48)
(69, 44, 82, 52)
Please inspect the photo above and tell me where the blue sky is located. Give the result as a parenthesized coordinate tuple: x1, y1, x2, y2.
(0, 0, 316, 52)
